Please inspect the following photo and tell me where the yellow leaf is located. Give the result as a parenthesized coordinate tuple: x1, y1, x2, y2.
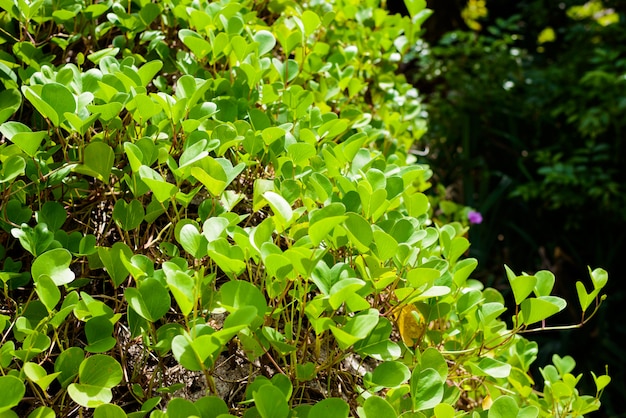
(395, 304, 426, 346)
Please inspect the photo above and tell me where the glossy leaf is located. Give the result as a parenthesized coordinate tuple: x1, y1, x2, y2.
(75, 142, 115, 184)
(125, 278, 171, 322)
(308, 398, 350, 418)
(520, 296, 566, 325)
(505, 265, 536, 305)
(31, 248, 74, 286)
(113, 199, 145, 231)
(0, 375, 25, 413)
(98, 242, 133, 287)
(410, 368, 444, 411)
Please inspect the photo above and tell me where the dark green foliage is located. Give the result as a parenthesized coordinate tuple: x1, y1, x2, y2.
(410, 1, 625, 415)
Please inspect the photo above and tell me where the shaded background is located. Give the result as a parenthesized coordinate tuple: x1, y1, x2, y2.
(389, 0, 626, 416)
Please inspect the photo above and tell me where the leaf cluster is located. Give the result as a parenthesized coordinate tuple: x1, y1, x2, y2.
(0, 0, 610, 417)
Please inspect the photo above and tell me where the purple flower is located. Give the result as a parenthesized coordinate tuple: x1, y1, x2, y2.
(468, 210, 483, 225)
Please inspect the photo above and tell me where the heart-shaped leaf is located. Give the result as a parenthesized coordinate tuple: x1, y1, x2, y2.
(32, 248, 74, 286)
(11, 223, 54, 256)
(0, 154, 26, 183)
(125, 278, 171, 322)
(113, 199, 145, 231)
(67, 355, 122, 407)
(488, 395, 519, 418)
(520, 296, 566, 325)
(35, 274, 61, 311)
(24, 362, 62, 391)
(175, 221, 208, 259)
(370, 361, 411, 388)
(552, 354, 576, 376)
(98, 242, 133, 287)
(38, 201, 67, 231)
(0, 375, 25, 413)
(254, 30, 276, 56)
(54, 347, 85, 389)
(361, 396, 397, 418)
(505, 265, 536, 305)
(410, 368, 444, 411)
(0, 88, 22, 124)
(75, 142, 115, 184)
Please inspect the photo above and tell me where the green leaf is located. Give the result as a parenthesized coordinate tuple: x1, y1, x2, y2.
(552, 354, 576, 376)
(137, 60, 163, 87)
(176, 221, 208, 259)
(87, 47, 119, 64)
(329, 277, 366, 310)
(35, 274, 61, 311)
(171, 333, 210, 371)
(470, 357, 512, 379)
(87, 102, 123, 122)
(64, 112, 100, 136)
(533, 270, 555, 297)
(330, 308, 379, 349)
(309, 398, 349, 418)
(254, 30, 276, 56)
(0, 89, 22, 124)
(309, 203, 347, 246)
(410, 368, 444, 411)
(164, 398, 201, 418)
(207, 239, 246, 277)
(520, 296, 566, 325)
(253, 385, 289, 418)
(54, 347, 84, 388)
(85, 316, 116, 353)
(343, 212, 373, 252)
(589, 267, 608, 290)
(32, 248, 74, 286)
(434, 404, 455, 418)
(0, 122, 47, 157)
(272, 58, 299, 83)
(179, 29, 212, 59)
(98, 242, 133, 287)
(421, 347, 449, 381)
(190, 164, 227, 196)
(113, 199, 145, 231)
(301, 10, 321, 36)
(0, 155, 26, 183)
(38, 201, 67, 231)
(138, 166, 178, 202)
(505, 265, 536, 305)
(75, 142, 115, 184)
(166, 270, 196, 316)
(263, 191, 293, 229)
(24, 362, 61, 391)
(67, 355, 122, 408)
(488, 395, 519, 418)
(371, 361, 411, 388)
(591, 371, 611, 392)
(0, 375, 25, 413)
(353, 318, 401, 361)
(26, 406, 56, 418)
(194, 396, 229, 417)
(11, 223, 54, 256)
(79, 354, 122, 387)
(22, 83, 77, 126)
(125, 278, 171, 322)
(219, 280, 267, 327)
(360, 396, 397, 418)
(403, 0, 427, 18)
(576, 281, 593, 312)
(94, 404, 128, 418)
